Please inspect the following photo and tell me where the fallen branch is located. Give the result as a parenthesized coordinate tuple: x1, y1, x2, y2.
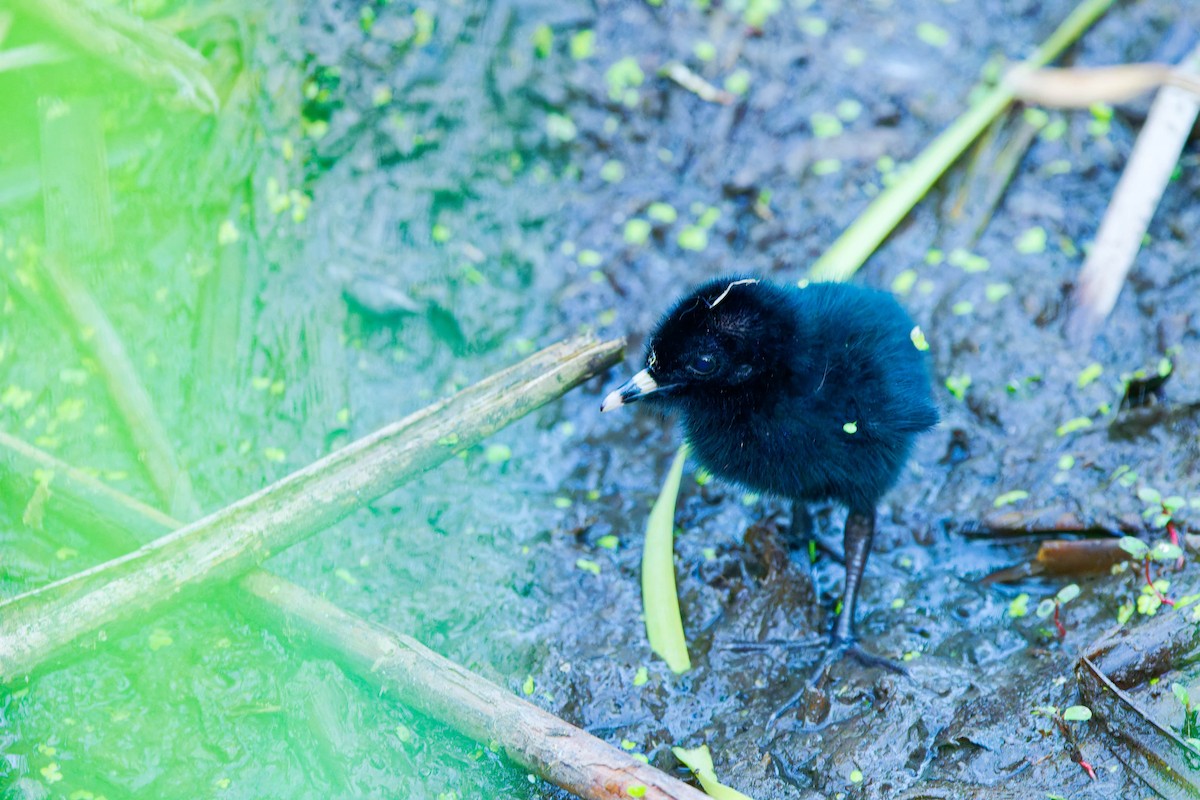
(1078, 611, 1200, 797)
(0, 430, 710, 800)
(242, 575, 710, 800)
(0, 334, 623, 681)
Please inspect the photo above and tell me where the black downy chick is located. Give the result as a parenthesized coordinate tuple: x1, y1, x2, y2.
(602, 276, 938, 670)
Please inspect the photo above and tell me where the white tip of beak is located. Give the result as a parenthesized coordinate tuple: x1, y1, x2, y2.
(600, 388, 625, 413)
(600, 369, 658, 412)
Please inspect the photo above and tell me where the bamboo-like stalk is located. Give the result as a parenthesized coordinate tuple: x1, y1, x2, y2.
(0, 335, 623, 681)
(0, 420, 713, 800)
(809, 0, 1115, 281)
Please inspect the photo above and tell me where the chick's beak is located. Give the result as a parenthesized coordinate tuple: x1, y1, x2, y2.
(601, 369, 658, 412)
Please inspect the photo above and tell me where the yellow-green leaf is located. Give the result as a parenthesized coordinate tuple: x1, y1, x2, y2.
(643, 445, 691, 673)
(671, 744, 755, 800)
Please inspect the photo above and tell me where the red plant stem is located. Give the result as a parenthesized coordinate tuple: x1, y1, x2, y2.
(1079, 759, 1097, 780)
(1145, 558, 1175, 606)
(1053, 603, 1066, 639)
(1167, 518, 1185, 570)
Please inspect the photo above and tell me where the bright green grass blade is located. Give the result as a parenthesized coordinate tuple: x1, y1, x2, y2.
(642, 443, 691, 673)
(809, 0, 1115, 282)
(672, 744, 756, 800)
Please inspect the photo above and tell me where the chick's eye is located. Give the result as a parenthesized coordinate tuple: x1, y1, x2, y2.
(689, 353, 718, 375)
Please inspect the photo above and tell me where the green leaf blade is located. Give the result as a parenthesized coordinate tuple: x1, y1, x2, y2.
(642, 444, 692, 673)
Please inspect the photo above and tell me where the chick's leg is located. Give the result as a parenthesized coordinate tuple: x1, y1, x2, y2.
(785, 501, 844, 565)
(767, 507, 902, 727)
(833, 507, 905, 673)
(834, 507, 875, 643)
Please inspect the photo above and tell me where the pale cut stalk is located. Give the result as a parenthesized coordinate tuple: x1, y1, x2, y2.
(1067, 42, 1200, 344)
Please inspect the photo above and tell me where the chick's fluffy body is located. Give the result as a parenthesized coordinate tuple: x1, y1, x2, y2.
(643, 277, 938, 513)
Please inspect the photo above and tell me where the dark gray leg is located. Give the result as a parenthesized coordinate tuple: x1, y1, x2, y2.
(786, 500, 815, 549)
(767, 506, 901, 727)
(786, 500, 843, 564)
(834, 507, 875, 643)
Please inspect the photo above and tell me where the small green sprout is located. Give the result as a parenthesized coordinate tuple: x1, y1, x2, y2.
(570, 30, 595, 60)
(577, 249, 602, 267)
(836, 99, 863, 122)
(810, 111, 843, 139)
(891, 269, 918, 295)
(985, 283, 1012, 302)
(811, 158, 841, 176)
(916, 21, 950, 48)
(606, 57, 645, 104)
(484, 444, 512, 464)
(723, 69, 751, 96)
(909, 326, 929, 351)
(545, 113, 577, 142)
(1055, 416, 1092, 437)
(1015, 226, 1048, 255)
(948, 248, 989, 273)
(532, 25, 553, 58)
(696, 206, 720, 229)
(945, 374, 971, 400)
(799, 17, 828, 37)
(740, 0, 781, 27)
(1172, 683, 1200, 744)
(600, 160, 625, 183)
(1036, 583, 1080, 638)
(1076, 363, 1103, 388)
(647, 202, 677, 224)
(575, 558, 601, 576)
(624, 219, 651, 245)
(993, 490, 1029, 508)
(1118, 536, 1177, 612)
(677, 226, 707, 251)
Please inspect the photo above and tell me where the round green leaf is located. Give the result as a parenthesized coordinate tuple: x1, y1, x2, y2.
(1118, 536, 1148, 559)
(1062, 705, 1092, 722)
(1055, 584, 1080, 604)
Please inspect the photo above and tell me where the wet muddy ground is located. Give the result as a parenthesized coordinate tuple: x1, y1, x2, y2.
(2, 0, 1200, 798)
